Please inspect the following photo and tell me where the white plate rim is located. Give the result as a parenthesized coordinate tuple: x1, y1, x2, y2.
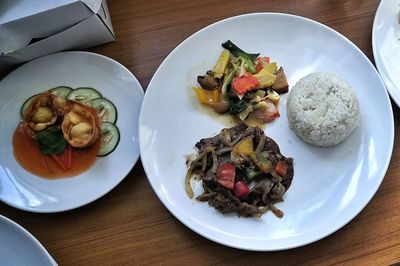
(372, 0, 400, 106)
(0, 51, 144, 213)
(0, 215, 57, 265)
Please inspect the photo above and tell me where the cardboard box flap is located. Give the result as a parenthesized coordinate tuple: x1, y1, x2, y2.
(80, 0, 102, 14)
(0, 0, 115, 72)
(0, 0, 98, 24)
(0, 14, 114, 70)
(0, 0, 105, 54)
(96, 0, 114, 36)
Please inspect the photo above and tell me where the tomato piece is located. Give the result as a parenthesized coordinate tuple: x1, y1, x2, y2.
(232, 73, 259, 95)
(255, 57, 270, 73)
(275, 161, 287, 177)
(216, 163, 236, 189)
(233, 181, 249, 197)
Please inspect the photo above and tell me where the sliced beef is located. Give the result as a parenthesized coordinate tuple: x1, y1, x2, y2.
(189, 123, 294, 218)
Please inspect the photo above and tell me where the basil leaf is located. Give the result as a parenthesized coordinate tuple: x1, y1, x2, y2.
(36, 127, 67, 155)
(230, 100, 247, 115)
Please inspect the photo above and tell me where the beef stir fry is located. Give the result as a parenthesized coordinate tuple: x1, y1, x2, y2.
(185, 124, 294, 218)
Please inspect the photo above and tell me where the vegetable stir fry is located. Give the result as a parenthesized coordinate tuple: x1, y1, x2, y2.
(193, 40, 289, 123)
(185, 124, 294, 218)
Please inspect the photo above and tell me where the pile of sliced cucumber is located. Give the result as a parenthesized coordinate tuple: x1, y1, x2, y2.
(20, 86, 120, 157)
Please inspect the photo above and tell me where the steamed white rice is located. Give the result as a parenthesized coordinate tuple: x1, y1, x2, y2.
(286, 72, 360, 146)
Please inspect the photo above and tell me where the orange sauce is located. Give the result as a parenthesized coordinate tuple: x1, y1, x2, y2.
(12, 122, 100, 179)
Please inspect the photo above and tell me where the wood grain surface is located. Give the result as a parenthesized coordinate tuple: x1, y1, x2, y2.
(2, 0, 400, 265)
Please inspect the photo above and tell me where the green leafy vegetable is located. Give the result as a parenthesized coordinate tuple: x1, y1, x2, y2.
(36, 127, 67, 155)
(244, 168, 260, 181)
(237, 166, 260, 182)
(222, 40, 259, 74)
(230, 100, 247, 115)
(252, 151, 273, 173)
(221, 67, 238, 96)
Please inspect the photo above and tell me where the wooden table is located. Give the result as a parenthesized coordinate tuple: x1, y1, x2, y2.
(2, 0, 400, 264)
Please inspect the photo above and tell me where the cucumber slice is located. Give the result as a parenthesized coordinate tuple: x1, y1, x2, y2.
(51, 86, 73, 98)
(67, 87, 102, 105)
(89, 98, 118, 124)
(20, 94, 39, 118)
(98, 122, 120, 156)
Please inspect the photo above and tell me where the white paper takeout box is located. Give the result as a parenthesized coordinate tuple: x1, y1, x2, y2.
(0, 0, 115, 72)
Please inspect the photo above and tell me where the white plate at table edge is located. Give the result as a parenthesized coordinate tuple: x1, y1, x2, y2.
(0, 51, 144, 213)
(372, 0, 400, 107)
(0, 215, 57, 265)
(139, 12, 394, 251)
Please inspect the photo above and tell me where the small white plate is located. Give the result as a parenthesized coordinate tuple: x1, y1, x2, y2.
(0, 51, 144, 212)
(139, 13, 394, 250)
(0, 215, 56, 265)
(372, 0, 400, 106)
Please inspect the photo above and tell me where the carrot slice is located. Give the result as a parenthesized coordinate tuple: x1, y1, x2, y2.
(66, 145, 73, 170)
(51, 155, 66, 171)
(41, 155, 50, 173)
(63, 147, 68, 167)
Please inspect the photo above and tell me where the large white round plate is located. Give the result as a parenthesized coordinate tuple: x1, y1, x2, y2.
(139, 13, 394, 250)
(0, 215, 56, 265)
(0, 51, 144, 212)
(372, 0, 400, 106)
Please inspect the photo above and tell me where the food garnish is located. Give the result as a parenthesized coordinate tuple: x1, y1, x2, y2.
(13, 86, 120, 178)
(193, 40, 289, 124)
(185, 124, 294, 218)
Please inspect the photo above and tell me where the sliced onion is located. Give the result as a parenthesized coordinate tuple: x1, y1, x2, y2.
(185, 168, 194, 199)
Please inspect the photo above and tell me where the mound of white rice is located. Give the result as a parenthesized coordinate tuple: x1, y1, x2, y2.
(286, 72, 360, 146)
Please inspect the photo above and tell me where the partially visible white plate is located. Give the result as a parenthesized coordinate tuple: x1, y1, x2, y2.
(372, 0, 400, 106)
(139, 13, 394, 250)
(0, 215, 56, 265)
(0, 52, 144, 212)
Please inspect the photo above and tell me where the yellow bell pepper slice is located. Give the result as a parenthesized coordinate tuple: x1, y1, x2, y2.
(253, 68, 276, 89)
(193, 86, 220, 105)
(231, 137, 254, 161)
(263, 62, 278, 74)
